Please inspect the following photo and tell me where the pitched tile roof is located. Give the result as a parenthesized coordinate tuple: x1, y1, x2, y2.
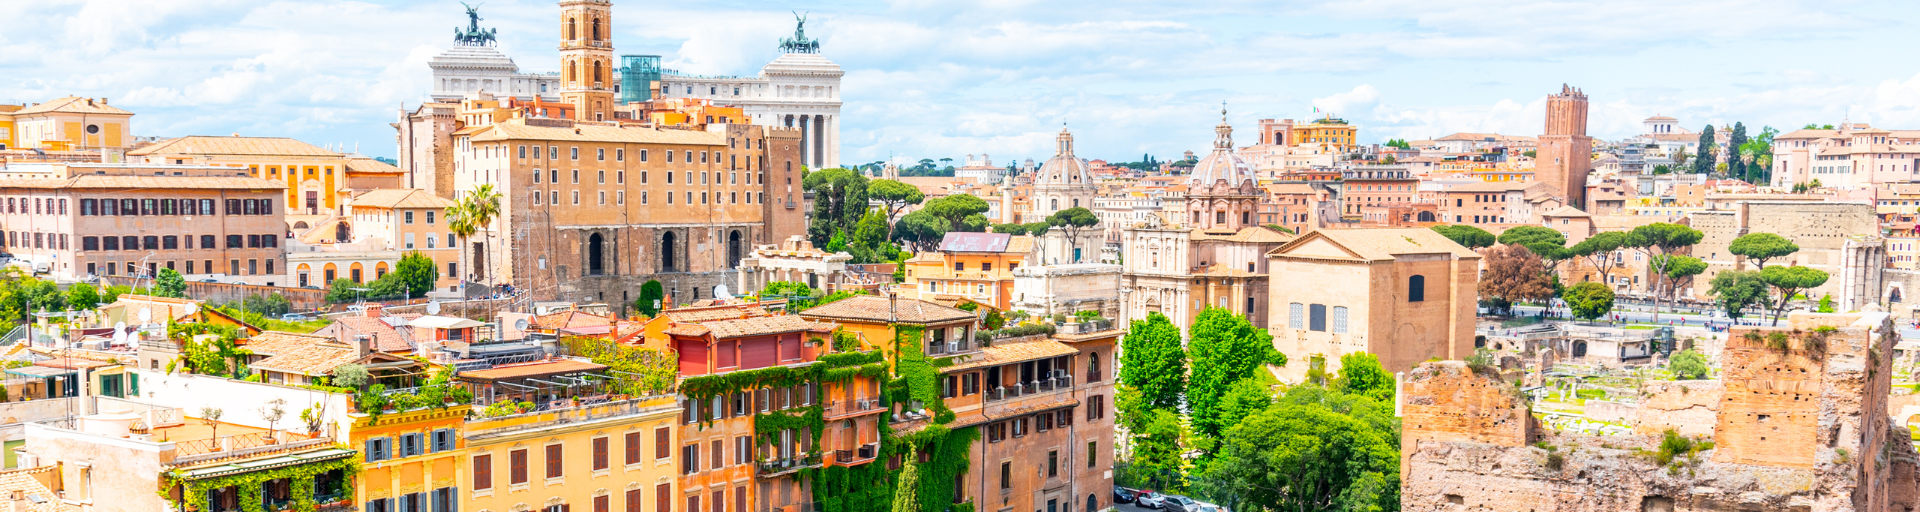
(942, 339, 1079, 373)
(799, 295, 975, 325)
(344, 156, 403, 175)
(251, 339, 360, 376)
(3, 175, 286, 190)
(667, 315, 836, 339)
(0, 466, 79, 512)
(460, 358, 608, 381)
(663, 306, 768, 324)
(351, 189, 455, 209)
(128, 135, 339, 157)
(1271, 228, 1481, 262)
(533, 310, 619, 330)
(243, 331, 336, 356)
(317, 315, 413, 353)
(13, 96, 133, 116)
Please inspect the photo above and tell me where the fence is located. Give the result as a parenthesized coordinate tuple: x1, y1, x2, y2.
(98, 278, 329, 311)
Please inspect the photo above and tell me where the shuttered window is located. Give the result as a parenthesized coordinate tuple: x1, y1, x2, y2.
(509, 449, 528, 484)
(473, 454, 492, 490)
(655, 428, 670, 460)
(593, 437, 609, 470)
(625, 432, 642, 465)
(546, 444, 564, 478)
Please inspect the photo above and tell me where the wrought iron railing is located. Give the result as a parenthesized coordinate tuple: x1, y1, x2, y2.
(982, 375, 1074, 403)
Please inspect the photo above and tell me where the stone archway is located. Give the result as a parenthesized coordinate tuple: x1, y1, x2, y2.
(660, 231, 678, 272)
(728, 230, 744, 269)
(1889, 282, 1905, 304)
(1572, 340, 1588, 358)
(588, 232, 606, 276)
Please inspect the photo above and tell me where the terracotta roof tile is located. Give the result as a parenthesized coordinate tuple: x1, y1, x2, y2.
(351, 189, 456, 209)
(251, 340, 359, 376)
(14, 96, 133, 117)
(3, 175, 285, 190)
(318, 316, 411, 352)
(942, 339, 1079, 373)
(672, 315, 836, 339)
(1271, 228, 1481, 261)
(460, 358, 608, 381)
(799, 295, 975, 325)
(128, 135, 338, 157)
(0, 466, 79, 512)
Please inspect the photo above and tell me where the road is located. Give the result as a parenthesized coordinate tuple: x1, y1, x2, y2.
(1497, 303, 1920, 341)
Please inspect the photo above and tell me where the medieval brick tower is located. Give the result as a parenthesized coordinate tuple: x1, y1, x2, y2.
(559, 0, 615, 122)
(1538, 85, 1592, 209)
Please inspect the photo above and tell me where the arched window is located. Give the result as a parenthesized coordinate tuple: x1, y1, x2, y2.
(592, 17, 601, 40)
(334, 222, 350, 242)
(728, 230, 743, 268)
(661, 232, 678, 272)
(568, 19, 577, 41)
(1409, 275, 1426, 302)
(593, 63, 602, 83)
(1087, 352, 1101, 382)
(568, 61, 577, 83)
(1086, 495, 1098, 512)
(1051, 199, 1059, 210)
(588, 232, 605, 275)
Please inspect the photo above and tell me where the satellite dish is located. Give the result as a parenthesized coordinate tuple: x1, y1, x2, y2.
(426, 302, 442, 315)
(714, 284, 732, 300)
(137, 307, 152, 324)
(514, 319, 530, 331)
(182, 303, 198, 316)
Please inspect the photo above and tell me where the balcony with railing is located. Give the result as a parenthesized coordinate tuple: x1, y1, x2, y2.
(924, 338, 981, 357)
(833, 443, 879, 465)
(1056, 320, 1116, 335)
(981, 374, 1075, 414)
(757, 453, 823, 478)
(823, 398, 884, 420)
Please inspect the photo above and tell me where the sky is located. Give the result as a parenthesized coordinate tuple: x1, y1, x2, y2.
(7, 0, 1920, 165)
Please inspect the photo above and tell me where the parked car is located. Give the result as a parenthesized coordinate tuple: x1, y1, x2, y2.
(1163, 495, 1200, 512)
(1135, 491, 1165, 509)
(279, 313, 311, 322)
(1113, 487, 1135, 504)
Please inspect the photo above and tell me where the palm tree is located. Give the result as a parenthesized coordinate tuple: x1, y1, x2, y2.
(460, 184, 503, 288)
(447, 205, 477, 294)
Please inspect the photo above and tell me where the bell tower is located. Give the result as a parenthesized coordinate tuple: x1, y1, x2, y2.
(559, 0, 615, 122)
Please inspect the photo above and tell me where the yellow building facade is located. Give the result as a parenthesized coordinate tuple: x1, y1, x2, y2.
(129, 135, 354, 215)
(1292, 117, 1357, 152)
(0, 96, 134, 151)
(900, 233, 1033, 311)
(352, 404, 474, 511)
(460, 395, 681, 512)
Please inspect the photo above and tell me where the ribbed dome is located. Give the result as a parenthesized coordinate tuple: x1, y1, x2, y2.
(1036, 128, 1091, 186)
(763, 53, 844, 78)
(428, 45, 520, 72)
(1189, 109, 1254, 187)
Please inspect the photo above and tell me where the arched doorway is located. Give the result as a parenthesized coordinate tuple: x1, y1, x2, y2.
(1572, 340, 1588, 358)
(588, 233, 605, 276)
(661, 232, 678, 272)
(1891, 284, 1905, 303)
(1086, 494, 1097, 512)
(728, 230, 743, 269)
(334, 222, 350, 242)
(1417, 211, 1437, 223)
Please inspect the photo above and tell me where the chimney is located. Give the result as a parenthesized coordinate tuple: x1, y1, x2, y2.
(888, 289, 898, 324)
(365, 304, 384, 318)
(355, 335, 374, 356)
(100, 98, 107, 105)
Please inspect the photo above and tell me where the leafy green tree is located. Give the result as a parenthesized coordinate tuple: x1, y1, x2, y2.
(1652, 254, 1707, 305)
(1817, 293, 1836, 313)
(100, 284, 131, 305)
(891, 454, 920, 512)
(1694, 125, 1717, 174)
(1187, 307, 1283, 449)
(153, 268, 189, 298)
(1334, 352, 1395, 404)
(1626, 223, 1703, 320)
(892, 210, 949, 252)
(1430, 225, 1494, 249)
(394, 251, 440, 298)
(1120, 312, 1187, 409)
(1023, 222, 1050, 236)
(0, 272, 64, 323)
(1563, 281, 1615, 322)
(1497, 225, 1570, 272)
(844, 208, 897, 264)
(1045, 207, 1100, 263)
(921, 195, 990, 233)
(325, 279, 361, 304)
(65, 283, 102, 311)
(1707, 270, 1768, 320)
(1197, 385, 1399, 512)
(635, 280, 665, 317)
(990, 223, 1027, 235)
(1669, 349, 1709, 380)
(1216, 379, 1274, 433)
(366, 273, 408, 300)
(1569, 231, 1631, 281)
(1116, 389, 1189, 491)
(1726, 122, 1749, 179)
(457, 183, 503, 283)
(804, 168, 871, 247)
(1759, 264, 1829, 326)
(866, 179, 925, 227)
(1728, 232, 1798, 269)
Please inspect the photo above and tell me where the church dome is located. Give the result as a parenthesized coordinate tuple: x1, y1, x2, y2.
(1036, 128, 1091, 186)
(1188, 108, 1254, 187)
(429, 45, 521, 73)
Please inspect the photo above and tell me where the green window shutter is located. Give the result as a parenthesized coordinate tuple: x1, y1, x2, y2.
(128, 373, 139, 397)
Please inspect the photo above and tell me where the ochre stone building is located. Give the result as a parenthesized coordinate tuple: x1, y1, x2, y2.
(1265, 228, 1479, 382)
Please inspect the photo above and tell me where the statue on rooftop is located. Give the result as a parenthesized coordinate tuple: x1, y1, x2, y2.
(778, 11, 820, 54)
(455, 2, 498, 46)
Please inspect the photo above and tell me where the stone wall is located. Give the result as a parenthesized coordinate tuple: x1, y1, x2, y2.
(1401, 310, 1919, 512)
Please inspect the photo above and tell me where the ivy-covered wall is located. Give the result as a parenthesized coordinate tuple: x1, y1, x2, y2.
(160, 455, 361, 512)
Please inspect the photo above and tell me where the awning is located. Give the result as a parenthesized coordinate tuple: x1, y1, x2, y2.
(175, 447, 356, 480)
(5, 367, 74, 379)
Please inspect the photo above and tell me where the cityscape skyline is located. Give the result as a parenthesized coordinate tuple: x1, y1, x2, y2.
(5, 0, 1918, 163)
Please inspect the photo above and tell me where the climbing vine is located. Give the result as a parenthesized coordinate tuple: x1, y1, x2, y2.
(160, 455, 360, 512)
